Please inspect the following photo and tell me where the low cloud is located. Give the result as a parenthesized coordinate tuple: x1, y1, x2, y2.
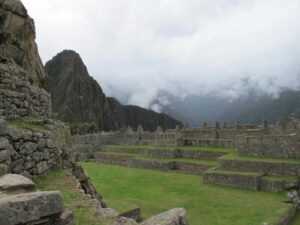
(23, 0, 300, 110)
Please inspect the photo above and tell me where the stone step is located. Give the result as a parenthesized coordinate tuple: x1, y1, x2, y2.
(219, 154, 300, 176)
(203, 168, 299, 192)
(203, 169, 263, 191)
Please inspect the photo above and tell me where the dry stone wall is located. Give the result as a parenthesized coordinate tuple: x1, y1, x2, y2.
(0, 118, 73, 177)
(0, 60, 51, 119)
(236, 134, 300, 159)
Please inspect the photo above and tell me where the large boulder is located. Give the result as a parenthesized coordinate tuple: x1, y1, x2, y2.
(141, 208, 188, 225)
(0, 173, 35, 192)
(0, 191, 64, 225)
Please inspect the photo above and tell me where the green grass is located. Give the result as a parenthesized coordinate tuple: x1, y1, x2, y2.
(96, 152, 218, 166)
(34, 170, 106, 225)
(292, 213, 300, 225)
(82, 162, 291, 225)
(205, 168, 262, 177)
(104, 145, 235, 153)
(8, 118, 49, 131)
(221, 153, 300, 165)
(262, 176, 299, 182)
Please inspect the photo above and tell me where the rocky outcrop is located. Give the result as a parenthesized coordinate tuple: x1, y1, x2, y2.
(46, 50, 182, 133)
(0, 173, 74, 225)
(0, 0, 51, 120)
(0, 0, 46, 86)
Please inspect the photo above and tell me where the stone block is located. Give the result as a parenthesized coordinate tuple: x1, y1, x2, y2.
(0, 174, 35, 192)
(141, 208, 188, 225)
(0, 191, 64, 225)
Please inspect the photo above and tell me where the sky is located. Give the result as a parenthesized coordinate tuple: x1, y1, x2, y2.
(23, 0, 300, 111)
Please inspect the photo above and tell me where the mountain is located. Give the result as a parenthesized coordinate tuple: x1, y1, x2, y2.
(45, 50, 182, 132)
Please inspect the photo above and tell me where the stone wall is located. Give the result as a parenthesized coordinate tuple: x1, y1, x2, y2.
(0, 61, 51, 119)
(94, 153, 211, 175)
(0, 0, 52, 120)
(219, 157, 300, 176)
(236, 134, 300, 159)
(203, 170, 262, 191)
(0, 118, 72, 177)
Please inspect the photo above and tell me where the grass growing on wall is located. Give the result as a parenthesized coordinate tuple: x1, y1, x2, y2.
(82, 163, 291, 225)
(8, 117, 49, 131)
(35, 170, 107, 225)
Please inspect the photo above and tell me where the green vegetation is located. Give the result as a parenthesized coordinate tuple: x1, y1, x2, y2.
(104, 145, 235, 153)
(8, 117, 49, 131)
(292, 213, 300, 225)
(97, 152, 218, 166)
(35, 170, 107, 225)
(221, 152, 300, 165)
(82, 163, 290, 225)
(205, 168, 261, 177)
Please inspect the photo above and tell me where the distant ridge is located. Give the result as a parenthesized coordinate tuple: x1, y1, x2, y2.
(45, 50, 182, 132)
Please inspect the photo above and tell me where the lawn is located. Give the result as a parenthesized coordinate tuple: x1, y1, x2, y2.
(82, 163, 291, 225)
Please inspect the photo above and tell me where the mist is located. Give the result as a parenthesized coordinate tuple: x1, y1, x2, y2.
(23, 0, 300, 111)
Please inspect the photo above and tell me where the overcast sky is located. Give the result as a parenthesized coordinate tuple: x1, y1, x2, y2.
(23, 0, 300, 110)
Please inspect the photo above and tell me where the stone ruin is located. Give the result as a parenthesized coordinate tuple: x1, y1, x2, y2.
(0, 1, 190, 224)
(0, 174, 74, 225)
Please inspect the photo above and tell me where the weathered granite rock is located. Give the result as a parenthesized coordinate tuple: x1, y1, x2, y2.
(72, 163, 107, 207)
(112, 217, 138, 225)
(58, 209, 75, 225)
(96, 207, 119, 219)
(119, 208, 142, 222)
(0, 0, 46, 86)
(0, 0, 51, 119)
(0, 191, 63, 225)
(0, 119, 8, 135)
(0, 173, 35, 192)
(141, 208, 188, 225)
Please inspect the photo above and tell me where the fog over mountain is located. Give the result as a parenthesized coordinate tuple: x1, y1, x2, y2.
(23, 0, 300, 124)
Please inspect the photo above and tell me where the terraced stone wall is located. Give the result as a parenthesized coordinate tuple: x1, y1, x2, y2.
(236, 134, 300, 159)
(0, 119, 72, 177)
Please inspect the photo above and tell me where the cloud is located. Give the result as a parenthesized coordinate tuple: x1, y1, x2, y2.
(23, 0, 300, 110)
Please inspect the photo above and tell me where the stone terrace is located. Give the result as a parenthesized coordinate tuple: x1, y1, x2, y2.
(204, 134, 300, 192)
